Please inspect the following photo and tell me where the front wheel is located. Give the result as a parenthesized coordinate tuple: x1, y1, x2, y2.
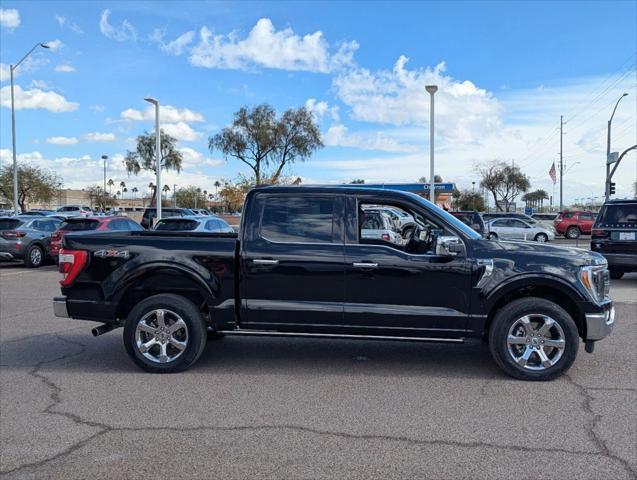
(123, 294, 208, 373)
(488, 297, 579, 381)
(488, 232, 498, 240)
(534, 233, 548, 242)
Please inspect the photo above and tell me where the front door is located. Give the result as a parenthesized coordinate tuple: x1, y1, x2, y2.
(241, 193, 345, 331)
(343, 196, 473, 338)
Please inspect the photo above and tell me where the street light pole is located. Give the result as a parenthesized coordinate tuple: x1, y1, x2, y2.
(101, 155, 108, 195)
(144, 97, 161, 222)
(425, 85, 438, 204)
(605, 93, 628, 201)
(10, 42, 50, 215)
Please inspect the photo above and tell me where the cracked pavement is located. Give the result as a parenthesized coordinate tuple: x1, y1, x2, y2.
(1, 264, 635, 479)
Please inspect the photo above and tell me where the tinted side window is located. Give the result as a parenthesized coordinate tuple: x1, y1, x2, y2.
(261, 196, 335, 244)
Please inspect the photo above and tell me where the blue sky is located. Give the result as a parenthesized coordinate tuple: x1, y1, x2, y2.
(1, 1, 636, 203)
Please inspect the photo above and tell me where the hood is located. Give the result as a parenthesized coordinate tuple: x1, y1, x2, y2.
(477, 238, 606, 267)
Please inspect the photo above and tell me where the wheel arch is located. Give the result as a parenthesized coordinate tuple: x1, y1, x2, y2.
(483, 276, 587, 339)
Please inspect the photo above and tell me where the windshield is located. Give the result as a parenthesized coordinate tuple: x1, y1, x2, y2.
(596, 203, 637, 225)
(61, 219, 100, 231)
(406, 193, 482, 239)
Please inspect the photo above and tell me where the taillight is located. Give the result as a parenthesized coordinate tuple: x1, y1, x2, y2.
(58, 249, 88, 287)
(381, 233, 391, 241)
(1, 231, 26, 239)
(591, 228, 609, 239)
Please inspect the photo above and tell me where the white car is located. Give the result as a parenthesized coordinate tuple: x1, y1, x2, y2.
(55, 205, 93, 218)
(360, 210, 403, 245)
(486, 218, 555, 242)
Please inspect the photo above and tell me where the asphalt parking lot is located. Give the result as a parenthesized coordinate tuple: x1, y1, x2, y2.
(1, 262, 635, 479)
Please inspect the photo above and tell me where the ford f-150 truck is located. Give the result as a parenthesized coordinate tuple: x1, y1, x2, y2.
(53, 186, 614, 380)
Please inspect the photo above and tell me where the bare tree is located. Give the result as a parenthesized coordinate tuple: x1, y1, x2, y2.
(479, 161, 530, 211)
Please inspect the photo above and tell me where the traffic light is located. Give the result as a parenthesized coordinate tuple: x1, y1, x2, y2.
(609, 182, 616, 195)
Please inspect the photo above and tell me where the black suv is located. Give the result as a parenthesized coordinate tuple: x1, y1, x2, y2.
(449, 211, 485, 236)
(141, 208, 194, 229)
(591, 199, 637, 279)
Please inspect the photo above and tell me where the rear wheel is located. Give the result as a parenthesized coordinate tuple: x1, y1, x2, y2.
(123, 294, 207, 373)
(24, 244, 44, 268)
(534, 233, 548, 242)
(566, 226, 580, 239)
(488, 297, 579, 381)
(609, 268, 624, 280)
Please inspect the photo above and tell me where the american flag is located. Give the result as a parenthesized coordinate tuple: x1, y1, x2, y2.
(549, 162, 557, 184)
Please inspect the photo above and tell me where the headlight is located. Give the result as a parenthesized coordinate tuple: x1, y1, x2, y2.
(580, 265, 610, 304)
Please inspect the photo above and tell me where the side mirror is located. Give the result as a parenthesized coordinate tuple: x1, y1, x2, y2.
(436, 236, 464, 256)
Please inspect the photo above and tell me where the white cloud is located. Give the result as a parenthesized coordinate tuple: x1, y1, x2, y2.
(84, 132, 116, 142)
(324, 124, 417, 153)
(333, 57, 503, 144)
(179, 147, 223, 168)
(120, 105, 204, 123)
(305, 98, 339, 122)
(55, 63, 76, 73)
(55, 14, 83, 34)
(29, 80, 49, 89)
(0, 85, 79, 112)
(0, 8, 20, 29)
(46, 136, 78, 145)
(151, 29, 195, 55)
(89, 105, 105, 112)
(99, 9, 137, 42)
(162, 122, 201, 141)
(189, 18, 358, 73)
(46, 39, 63, 51)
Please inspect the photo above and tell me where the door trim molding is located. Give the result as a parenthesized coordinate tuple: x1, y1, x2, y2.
(223, 329, 465, 343)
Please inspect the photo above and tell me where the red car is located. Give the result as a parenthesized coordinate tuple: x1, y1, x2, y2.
(50, 216, 143, 257)
(553, 210, 597, 239)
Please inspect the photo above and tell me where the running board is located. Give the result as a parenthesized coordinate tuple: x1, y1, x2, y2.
(222, 329, 464, 343)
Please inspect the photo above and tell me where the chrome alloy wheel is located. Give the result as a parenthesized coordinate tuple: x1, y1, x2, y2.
(135, 309, 189, 364)
(30, 247, 43, 265)
(506, 314, 566, 371)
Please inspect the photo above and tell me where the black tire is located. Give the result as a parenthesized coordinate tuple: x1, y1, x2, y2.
(566, 226, 580, 239)
(488, 297, 579, 381)
(24, 244, 44, 268)
(488, 232, 498, 240)
(123, 294, 208, 373)
(402, 226, 414, 239)
(534, 233, 548, 243)
(609, 268, 624, 280)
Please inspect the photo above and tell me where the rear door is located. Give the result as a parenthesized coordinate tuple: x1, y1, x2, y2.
(241, 193, 345, 330)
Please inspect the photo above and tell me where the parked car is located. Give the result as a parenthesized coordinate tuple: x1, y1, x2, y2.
(22, 210, 54, 216)
(53, 186, 613, 380)
(190, 209, 211, 216)
(360, 209, 403, 245)
(531, 213, 559, 231)
(50, 216, 143, 258)
(450, 211, 485, 236)
(0, 216, 62, 267)
(482, 212, 538, 224)
(486, 218, 554, 242)
(370, 206, 415, 236)
(141, 207, 195, 229)
(55, 205, 93, 218)
(554, 210, 596, 239)
(154, 215, 235, 233)
(591, 199, 637, 279)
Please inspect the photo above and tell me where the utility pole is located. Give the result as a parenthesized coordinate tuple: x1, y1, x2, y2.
(559, 115, 564, 211)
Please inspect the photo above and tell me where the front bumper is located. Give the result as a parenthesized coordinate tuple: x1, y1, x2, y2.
(0, 252, 15, 261)
(53, 297, 69, 318)
(585, 305, 614, 341)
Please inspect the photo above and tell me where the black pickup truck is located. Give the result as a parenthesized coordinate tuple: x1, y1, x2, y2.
(53, 186, 614, 380)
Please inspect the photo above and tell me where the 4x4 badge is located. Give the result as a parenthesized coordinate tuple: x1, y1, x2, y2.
(94, 249, 130, 259)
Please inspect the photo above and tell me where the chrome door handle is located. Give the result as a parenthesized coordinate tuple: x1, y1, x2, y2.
(353, 262, 378, 269)
(253, 259, 279, 265)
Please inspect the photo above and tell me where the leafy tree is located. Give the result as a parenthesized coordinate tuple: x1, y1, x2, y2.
(85, 185, 117, 209)
(350, 179, 365, 184)
(452, 188, 486, 211)
(478, 161, 530, 211)
(418, 175, 443, 183)
(209, 103, 323, 185)
(0, 164, 62, 212)
(124, 130, 183, 204)
(174, 185, 209, 209)
(218, 181, 251, 213)
(522, 189, 549, 211)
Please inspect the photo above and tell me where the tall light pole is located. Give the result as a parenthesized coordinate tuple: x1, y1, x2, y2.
(605, 93, 628, 200)
(144, 97, 161, 221)
(425, 85, 438, 204)
(10, 42, 50, 215)
(101, 155, 108, 195)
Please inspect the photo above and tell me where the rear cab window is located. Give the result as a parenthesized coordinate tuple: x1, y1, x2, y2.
(154, 219, 200, 231)
(61, 219, 100, 231)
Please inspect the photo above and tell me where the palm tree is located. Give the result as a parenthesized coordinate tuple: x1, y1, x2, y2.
(214, 180, 221, 199)
(122, 187, 128, 201)
(132, 187, 138, 200)
(116, 190, 121, 199)
(119, 181, 126, 192)
(162, 184, 170, 204)
(107, 178, 115, 195)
